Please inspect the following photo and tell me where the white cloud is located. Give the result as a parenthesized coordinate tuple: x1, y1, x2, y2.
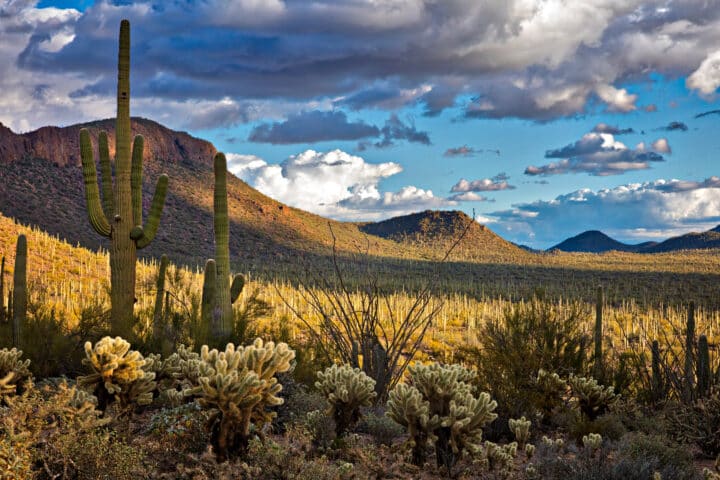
(687, 49, 720, 97)
(451, 177, 515, 192)
(595, 84, 637, 112)
(490, 178, 720, 247)
(651, 137, 671, 154)
(227, 149, 454, 220)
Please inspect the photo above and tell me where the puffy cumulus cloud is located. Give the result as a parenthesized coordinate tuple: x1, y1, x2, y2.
(651, 137, 671, 153)
(248, 110, 380, 144)
(451, 175, 516, 192)
(687, 50, 720, 97)
(6, 0, 720, 128)
(525, 132, 667, 176)
(489, 178, 720, 247)
(448, 192, 493, 202)
(226, 149, 453, 220)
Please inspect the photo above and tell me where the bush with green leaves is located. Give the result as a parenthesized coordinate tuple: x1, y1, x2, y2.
(387, 362, 497, 474)
(183, 338, 295, 459)
(462, 297, 588, 421)
(77, 336, 156, 411)
(315, 363, 377, 436)
(0, 348, 31, 400)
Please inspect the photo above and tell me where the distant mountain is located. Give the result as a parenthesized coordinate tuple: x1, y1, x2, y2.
(551, 226, 720, 254)
(645, 227, 720, 253)
(549, 230, 655, 253)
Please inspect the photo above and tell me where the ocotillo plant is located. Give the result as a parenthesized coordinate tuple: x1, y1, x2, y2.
(12, 235, 27, 348)
(683, 301, 696, 403)
(593, 286, 604, 381)
(201, 153, 245, 340)
(80, 20, 169, 337)
(152, 255, 169, 343)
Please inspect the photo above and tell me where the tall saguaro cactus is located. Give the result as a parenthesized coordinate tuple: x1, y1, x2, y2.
(683, 301, 696, 403)
(200, 153, 244, 340)
(79, 20, 169, 337)
(12, 235, 27, 348)
(593, 285, 604, 381)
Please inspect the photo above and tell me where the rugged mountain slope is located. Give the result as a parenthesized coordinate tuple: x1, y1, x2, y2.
(0, 118, 518, 269)
(548, 230, 656, 253)
(645, 228, 720, 253)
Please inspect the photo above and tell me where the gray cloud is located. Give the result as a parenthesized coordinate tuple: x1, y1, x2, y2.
(357, 114, 431, 150)
(592, 123, 635, 135)
(525, 132, 666, 176)
(656, 121, 689, 132)
(4, 0, 720, 130)
(451, 174, 516, 192)
(443, 145, 500, 157)
(248, 110, 380, 144)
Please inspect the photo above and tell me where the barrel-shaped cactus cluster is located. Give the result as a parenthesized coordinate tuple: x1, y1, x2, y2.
(315, 363, 377, 436)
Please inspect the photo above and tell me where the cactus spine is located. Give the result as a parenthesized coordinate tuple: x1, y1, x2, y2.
(683, 301, 695, 403)
(12, 235, 27, 348)
(79, 20, 169, 337)
(201, 153, 244, 340)
(152, 255, 169, 343)
(593, 285, 603, 382)
(697, 335, 710, 398)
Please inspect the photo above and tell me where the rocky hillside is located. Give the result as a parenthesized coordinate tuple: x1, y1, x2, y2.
(0, 118, 519, 270)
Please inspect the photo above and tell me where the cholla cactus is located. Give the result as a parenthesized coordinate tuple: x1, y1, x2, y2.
(541, 435, 564, 451)
(524, 443, 536, 458)
(187, 338, 295, 459)
(508, 416, 531, 446)
(387, 362, 497, 473)
(484, 441, 516, 473)
(315, 364, 377, 436)
(568, 375, 617, 420)
(705, 468, 720, 480)
(77, 336, 156, 410)
(0, 348, 31, 400)
(535, 369, 568, 420)
(582, 432, 602, 454)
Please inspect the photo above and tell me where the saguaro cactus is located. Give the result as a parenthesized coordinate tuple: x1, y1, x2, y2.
(152, 255, 169, 343)
(0, 255, 5, 323)
(683, 302, 696, 403)
(12, 235, 27, 348)
(80, 20, 169, 337)
(201, 153, 244, 340)
(593, 286, 604, 381)
(697, 335, 711, 398)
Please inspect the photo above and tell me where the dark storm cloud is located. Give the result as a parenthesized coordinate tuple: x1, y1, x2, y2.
(7, 0, 720, 127)
(357, 114, 431, 150)
(248, 110, 380, 144)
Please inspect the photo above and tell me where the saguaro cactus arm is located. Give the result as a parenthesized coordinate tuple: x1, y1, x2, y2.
(230, 274, 245, 303)
(80, 129, 112, 237)
(98, 131, 114, 219)
(133, 174, 169, 249)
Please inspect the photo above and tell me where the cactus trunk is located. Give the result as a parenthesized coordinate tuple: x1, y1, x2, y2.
(213, 153, 233, 337)
(593, 286, 603, 381)
(0, 255, 5, 323)
(152, 255, 169, 343)
(683, 301, 696, 403)
(79, 20, 168, 338)
(12, 235, 27, 348)
(697, 335, 710, 398)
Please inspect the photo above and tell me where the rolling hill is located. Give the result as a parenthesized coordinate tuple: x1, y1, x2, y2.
(549, 230, 657, 253)
(0, 118, 521, 270)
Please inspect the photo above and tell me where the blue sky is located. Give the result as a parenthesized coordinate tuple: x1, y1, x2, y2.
(1, 1, 720, 248)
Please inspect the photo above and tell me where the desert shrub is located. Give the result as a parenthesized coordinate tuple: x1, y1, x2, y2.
(305, 409, 337, 450)
(667, 393, 720, 458)
(387, 362, 497, 475)
(0, 437, 32, 479)
(464, 297, 589, 420)
(568, 412, 626, 444)
(315, 364, 377, 436)
(357, 408, 404, 446)
(146, 402, 210, 455)
(273, 376, 328, 433)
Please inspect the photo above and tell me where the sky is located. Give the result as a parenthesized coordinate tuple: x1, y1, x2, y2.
(1, 1, 720, 248)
